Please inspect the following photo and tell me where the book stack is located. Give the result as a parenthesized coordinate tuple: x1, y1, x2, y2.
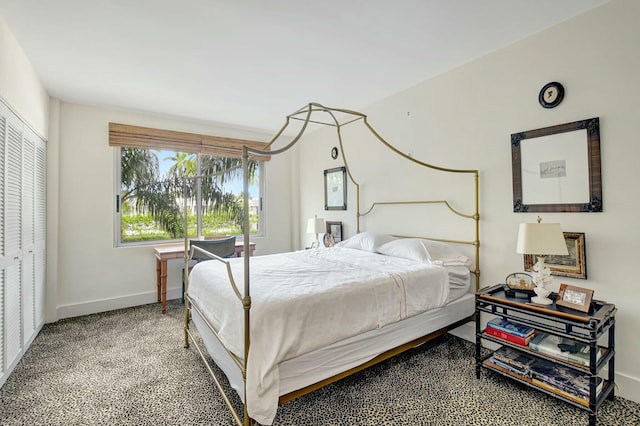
(488, 346, 538, 377)
(529, 358, 604, 403)
(529, 332, 602, 367)
(485, 318, 535, 347)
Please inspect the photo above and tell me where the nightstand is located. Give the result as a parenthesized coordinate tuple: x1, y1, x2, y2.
(476, 284, 616, 426)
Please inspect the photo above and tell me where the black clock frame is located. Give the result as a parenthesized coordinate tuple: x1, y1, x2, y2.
(538, 82, 565, 108)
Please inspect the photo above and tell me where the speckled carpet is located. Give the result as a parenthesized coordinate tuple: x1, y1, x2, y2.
(1, 300, 638, 426)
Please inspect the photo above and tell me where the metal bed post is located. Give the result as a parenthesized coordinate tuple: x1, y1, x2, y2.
(241, 146, 252, 426)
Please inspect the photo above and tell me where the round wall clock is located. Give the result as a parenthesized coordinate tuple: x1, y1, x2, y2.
(331, 146, 339, 159)
(538, 82, 565, 108)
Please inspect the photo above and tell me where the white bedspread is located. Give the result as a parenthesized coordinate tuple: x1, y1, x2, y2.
(188, 247, 450, 425)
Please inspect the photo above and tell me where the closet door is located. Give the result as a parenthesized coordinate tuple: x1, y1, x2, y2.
(0, 104, 5, 377)
(2, 101, 23, 373)
(22, 128, 35, 343)
(34, 137, 46, 328)
(0, 100, 46, 388)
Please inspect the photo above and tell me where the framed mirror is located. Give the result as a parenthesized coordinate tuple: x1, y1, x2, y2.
(324, 167, 347, 210)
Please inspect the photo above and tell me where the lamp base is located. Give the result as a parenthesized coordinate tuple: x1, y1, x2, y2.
(532, 285, 553, 305)
(531, 295, 553, 305)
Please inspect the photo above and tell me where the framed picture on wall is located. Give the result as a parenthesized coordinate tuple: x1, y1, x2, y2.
(511, 117, 602, 213)
(324, 167, 347, 210)
(524, 232, 587, 279)
(326, 221, 343, 243)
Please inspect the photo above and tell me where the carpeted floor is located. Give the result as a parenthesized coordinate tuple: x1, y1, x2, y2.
(1, 300, 639, 426)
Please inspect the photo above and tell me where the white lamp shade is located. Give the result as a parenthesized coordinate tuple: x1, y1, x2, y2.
(516, 222, 569, 256)
(306, 217, 325, 234)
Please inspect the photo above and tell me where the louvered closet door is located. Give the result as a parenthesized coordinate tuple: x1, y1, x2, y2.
(0, 104, 6, 376)
(3, 101, 24, 372)
(34, 137, 46, 328)
(22, 128, 35, 343)
(0, 100, 47, 388)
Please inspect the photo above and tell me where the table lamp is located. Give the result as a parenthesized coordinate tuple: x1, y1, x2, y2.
(306, 215, 325, 248)
(516, 216, 568, 305)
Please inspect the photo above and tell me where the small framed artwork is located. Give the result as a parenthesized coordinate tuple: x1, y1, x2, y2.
(324, 167, 347, 210)
(524, 232, 586, 279)
(326, 221, 343, 243)
(511, 117, 602, 213)
(556, 283, 594, 313)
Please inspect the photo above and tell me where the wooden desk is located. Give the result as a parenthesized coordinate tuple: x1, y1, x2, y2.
(153, 241, 255, 314)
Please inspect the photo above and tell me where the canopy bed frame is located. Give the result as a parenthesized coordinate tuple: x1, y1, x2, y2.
(182, 103, 480, 425)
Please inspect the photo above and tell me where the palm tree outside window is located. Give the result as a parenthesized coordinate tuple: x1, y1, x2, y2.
(116, 147, 262, 245)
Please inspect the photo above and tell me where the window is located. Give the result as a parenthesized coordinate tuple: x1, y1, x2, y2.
(116, 148, 263, 245)
(109, 123, 269, 246)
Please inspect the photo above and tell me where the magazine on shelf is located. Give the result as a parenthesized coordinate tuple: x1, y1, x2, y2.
(488, 357, 530, 377)
(529, 332, 602, 367)
(529, 358, 603, 399)
(530, 378, 601, 405)
(491, 346, 538, 376)
(486, 318, 535, 338)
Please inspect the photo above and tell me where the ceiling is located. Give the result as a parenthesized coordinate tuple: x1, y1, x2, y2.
(0, 0, 609, 133)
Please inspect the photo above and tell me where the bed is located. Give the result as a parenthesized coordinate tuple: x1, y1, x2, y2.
(182, 103, 480, 425)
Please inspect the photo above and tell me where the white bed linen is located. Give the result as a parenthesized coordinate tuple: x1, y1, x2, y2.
(188, 247, 455, 425)
(191, 291, 474, 403)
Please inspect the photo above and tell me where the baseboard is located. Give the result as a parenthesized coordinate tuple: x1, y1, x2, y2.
(448, 319, 475, 342)
(610, 371, 640, 403)
(55, 288, 182, 321)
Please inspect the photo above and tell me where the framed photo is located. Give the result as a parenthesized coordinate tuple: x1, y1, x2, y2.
(324, 167, 347, 210)
(326, 221, 343, 243)
(524, 232, 586, 279)
(511, 117, 602, 213)
(556, 283, 594, 313)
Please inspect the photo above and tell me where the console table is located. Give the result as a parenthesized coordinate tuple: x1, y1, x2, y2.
(153, 241, 255, 314)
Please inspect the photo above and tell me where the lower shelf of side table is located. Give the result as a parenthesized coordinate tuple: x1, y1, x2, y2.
(480, 358, 613, 409)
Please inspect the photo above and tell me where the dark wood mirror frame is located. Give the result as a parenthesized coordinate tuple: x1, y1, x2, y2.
(511, 117, 602, 213)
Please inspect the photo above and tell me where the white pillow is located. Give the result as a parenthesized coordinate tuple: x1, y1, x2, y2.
(422, 239, 470, 266)
(336, 232, 396, 252)
(376, 238, 431, 262)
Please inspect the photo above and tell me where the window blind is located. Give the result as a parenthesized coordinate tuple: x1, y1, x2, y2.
(108, 122, 270, 160)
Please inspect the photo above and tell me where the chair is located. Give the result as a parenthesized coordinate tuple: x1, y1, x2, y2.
(182, 236, 237, 303)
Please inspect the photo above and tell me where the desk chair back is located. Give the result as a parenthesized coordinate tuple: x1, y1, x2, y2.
(190, 236, 237, 261)
(183, 236, 237, 303)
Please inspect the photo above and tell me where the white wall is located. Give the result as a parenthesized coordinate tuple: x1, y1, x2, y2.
(298, 0, 640, 402)
(50, 103, 294, 319)
(0, 16, 49, 138)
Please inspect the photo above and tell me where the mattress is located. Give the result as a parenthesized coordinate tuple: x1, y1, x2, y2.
(192, 291, 474, 394)
(188, 246, 471, 424)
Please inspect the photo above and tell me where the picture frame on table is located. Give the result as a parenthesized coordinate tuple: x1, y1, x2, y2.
(511, 117, 602, 213)
(326, 221, 343, 243)
(524, 232, 586, 279)
(556, 283, 594, 313)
